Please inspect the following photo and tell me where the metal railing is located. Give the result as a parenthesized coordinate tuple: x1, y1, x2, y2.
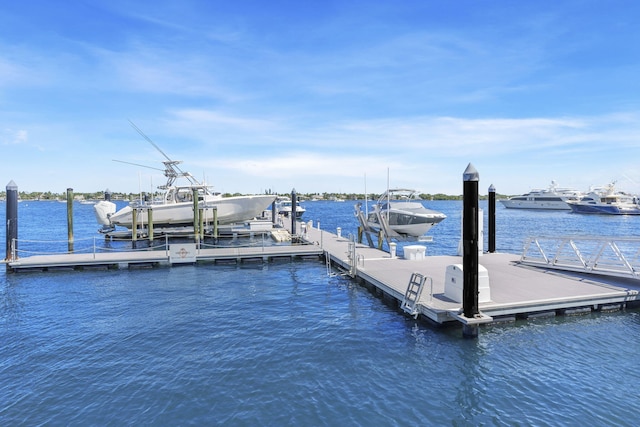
(8, 230, 317, 261)
(520, 236, 640, 280)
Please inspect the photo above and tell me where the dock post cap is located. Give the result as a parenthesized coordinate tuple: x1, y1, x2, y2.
(488, 184, 495, 192)
(6, 180, 17, 190)
(463, 163, 479, 182)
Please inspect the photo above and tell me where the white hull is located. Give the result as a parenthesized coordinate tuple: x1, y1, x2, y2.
(499, 199, 571, 210)
(366, 218, 440, 236)
(95, 195, 275, 230)
(500, 181, 582, 210)
(366, 195, 446, 238)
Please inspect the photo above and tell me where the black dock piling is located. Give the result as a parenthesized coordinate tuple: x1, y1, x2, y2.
(66, 188, 74, 253)
(291, 188, 297, 235)
(5, 180, 18, 264)
(462, 164, 480, 338)
(104, 189, 111, 201)
(488, 184, 496, 253)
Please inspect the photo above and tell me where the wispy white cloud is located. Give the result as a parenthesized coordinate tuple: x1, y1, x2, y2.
(1, 128, 28, 145)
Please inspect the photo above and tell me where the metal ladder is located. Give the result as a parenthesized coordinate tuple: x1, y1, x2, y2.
(401, 273, 430, 318)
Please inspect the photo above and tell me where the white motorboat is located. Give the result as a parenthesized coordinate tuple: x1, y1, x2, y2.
(566, 183, 640, 215)
(276, 197, 305, 218)
(94, 127, 276, 231)
(366, 189, 446, 237)
(500, 181, 583, 210)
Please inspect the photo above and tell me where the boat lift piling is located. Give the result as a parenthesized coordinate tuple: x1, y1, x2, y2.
(488, 184, 496, 253)
(67, 188, 74, 253)
(212, 207, 218, 243)
(271, 200, 277, 226)
(5, 180, 18, 265)
(131, 208, 138, 248)
(192, 187, 200, 245)
(148, 206, 154, 243)
(291, 189, 297, 236)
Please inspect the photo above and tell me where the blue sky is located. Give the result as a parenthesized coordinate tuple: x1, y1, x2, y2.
(2, 0, 640, 196)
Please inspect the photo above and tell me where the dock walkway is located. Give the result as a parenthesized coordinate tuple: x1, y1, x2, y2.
(7, 240, 323, 271)
(305, 223, 640, 325)
(7, 219, 640, 326)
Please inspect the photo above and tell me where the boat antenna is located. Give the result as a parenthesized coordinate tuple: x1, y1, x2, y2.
(112, 159, 165, 172)
(127, 119, 202, 188)
(129, 119, 173, 163)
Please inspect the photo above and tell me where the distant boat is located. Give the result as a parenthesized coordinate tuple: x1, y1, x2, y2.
(366, 189, 446, 238)
(276, 197, 305, 219)
(566, 183, 640, 215)
(500, 181, 583, 210)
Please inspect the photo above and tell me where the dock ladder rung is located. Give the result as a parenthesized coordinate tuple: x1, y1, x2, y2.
(401, 272, 428, 318)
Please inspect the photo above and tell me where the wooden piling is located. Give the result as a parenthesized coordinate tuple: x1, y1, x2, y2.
(272, 200, 277, 225)
(148, 207, 154, 243)
(213, 207, 218, 242)
(132, 208, 138, 248)
(192, 188, 199, 244)
(67, 188, 74, 253)
(291, 188, 297, 235)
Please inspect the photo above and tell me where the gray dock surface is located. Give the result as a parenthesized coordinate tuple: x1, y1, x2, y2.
(305, 223, 640, 324)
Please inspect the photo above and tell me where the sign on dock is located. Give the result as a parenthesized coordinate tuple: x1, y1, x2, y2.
(169, 243, 197, 264)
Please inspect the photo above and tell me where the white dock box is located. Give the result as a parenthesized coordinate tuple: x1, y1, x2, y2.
(403, 245, 426, 260)
(444, 264, 491, 303)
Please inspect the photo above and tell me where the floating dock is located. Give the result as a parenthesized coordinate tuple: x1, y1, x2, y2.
(6, 220, 640, 327)
(305, 224, 640, 326)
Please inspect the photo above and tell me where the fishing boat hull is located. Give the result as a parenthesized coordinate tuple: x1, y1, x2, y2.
(95, 195, 276, 229)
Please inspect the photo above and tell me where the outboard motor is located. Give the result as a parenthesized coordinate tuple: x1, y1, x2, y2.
(94, 200, 117, 228)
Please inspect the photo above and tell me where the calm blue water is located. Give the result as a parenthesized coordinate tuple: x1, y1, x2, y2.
(1, 200, 640, 426)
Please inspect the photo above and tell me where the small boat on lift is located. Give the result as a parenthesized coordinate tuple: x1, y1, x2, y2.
(93, 124, 276, 232)
(364, 189, 446, 238)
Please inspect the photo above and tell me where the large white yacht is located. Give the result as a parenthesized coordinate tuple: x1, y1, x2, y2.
(566, 183, 640, 215)
(500, 181, 583, 210)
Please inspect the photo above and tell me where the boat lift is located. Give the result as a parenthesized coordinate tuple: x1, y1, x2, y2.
(354, 202, 433, 249)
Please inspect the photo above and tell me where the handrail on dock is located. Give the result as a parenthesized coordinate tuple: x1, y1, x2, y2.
(520, 235, 640, 280)
(9, 231, 317, 262)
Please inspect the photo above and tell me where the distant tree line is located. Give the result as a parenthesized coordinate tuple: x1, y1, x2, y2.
(0, 190, 510, 201)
